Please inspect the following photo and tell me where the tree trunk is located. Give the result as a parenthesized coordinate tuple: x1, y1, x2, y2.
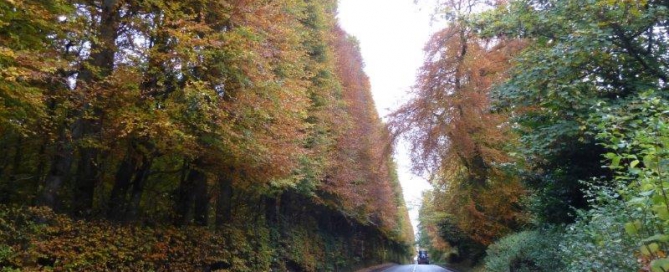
(126, 156, 152, 221)
(34, 141, 48, 189)
(71, 0, 120, 216)
(37, 68, 74, 209)
(193, 169, 209, 226)
(176, 158, 205, 226)
(10, 137, 24, 179)
(107, 148, 137, 219)
(73, 145, 97, 216)
(265, 195, 281, 226)
(215, 169, 234, 228)
(39, 125, 77, 209)
(108, 7, 169, 221)
(0, 134, 9, 179)
(0, 136, 23, 203)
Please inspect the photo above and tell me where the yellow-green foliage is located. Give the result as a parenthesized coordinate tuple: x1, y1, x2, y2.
(286, 228, 322, 271)
(0, 199, 409, 271)
(0, 0, 414, 269)
(0, 206, 258, 271)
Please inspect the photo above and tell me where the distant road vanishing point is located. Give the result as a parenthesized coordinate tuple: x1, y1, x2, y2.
(380, 264, 455, 272)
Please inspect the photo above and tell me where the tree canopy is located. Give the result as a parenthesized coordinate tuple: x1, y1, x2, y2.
(0, 0, 413, 270)
(407, 0, 669, 270)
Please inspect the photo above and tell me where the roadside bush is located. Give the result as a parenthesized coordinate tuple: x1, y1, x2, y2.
(439, 217, 486, 264)
(485, 229, 563, 272)
(559, 193, 638, 272)
(584, 91, 669, 271)
(0, 205, 259, 271)
(0, 202, 404, 271)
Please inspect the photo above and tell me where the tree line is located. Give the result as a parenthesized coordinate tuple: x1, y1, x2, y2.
(0, 0, 413, 270)
(398, 0, 669, 271)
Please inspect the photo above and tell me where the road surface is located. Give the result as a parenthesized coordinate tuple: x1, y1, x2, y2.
(380, 264, 455, 272)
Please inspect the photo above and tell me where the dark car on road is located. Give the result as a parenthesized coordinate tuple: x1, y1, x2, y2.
(417, 250, 429, 264)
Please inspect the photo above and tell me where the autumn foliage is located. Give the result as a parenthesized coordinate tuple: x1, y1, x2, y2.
(0, 0, 412, 270)
(324, 26, 411, 241)
(411, 0, 669, 270)
(391, 0, 527, 254)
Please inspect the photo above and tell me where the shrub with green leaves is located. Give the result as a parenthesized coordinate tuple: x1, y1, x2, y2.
(590, 91, 669, 271)
(485, 230, 563, 272)
(558, 185, 638, 271)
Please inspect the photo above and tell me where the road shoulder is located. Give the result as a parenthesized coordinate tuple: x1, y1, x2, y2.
(355, 263, 397, 272)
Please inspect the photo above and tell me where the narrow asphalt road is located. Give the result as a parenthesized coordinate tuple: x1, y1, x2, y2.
(380, 264, 455, 272)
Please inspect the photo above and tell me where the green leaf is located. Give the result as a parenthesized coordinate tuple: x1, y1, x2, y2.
(611, 156, 621, 169)
(604, 152, 617, 159)
(628, 197, 647, 206)
(641, 243, 660, 256)
(643, 234, 669, 243)
(645, 155, 656, 169)
(625, 222, 639, 236)
(653, 206, 669, 220)
(641, 190, 656, 197)
(651, 258, 669, 272)
(642, 183, 655, 191)
(630, 160, 640, 169)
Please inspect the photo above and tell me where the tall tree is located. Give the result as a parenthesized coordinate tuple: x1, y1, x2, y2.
(0, 1, 415, 269)
(0, 0, 76, 207)
(478, 0, 668, 223)
(391, 0, 526, 247)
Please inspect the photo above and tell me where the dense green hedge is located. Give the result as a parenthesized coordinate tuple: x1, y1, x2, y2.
(484, 230, 563, 272)
(0, 202, 410, 271)
(0, 206, 237, 271)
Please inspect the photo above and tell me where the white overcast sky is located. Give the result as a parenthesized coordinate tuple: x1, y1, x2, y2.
(337, 0, 440, 235)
